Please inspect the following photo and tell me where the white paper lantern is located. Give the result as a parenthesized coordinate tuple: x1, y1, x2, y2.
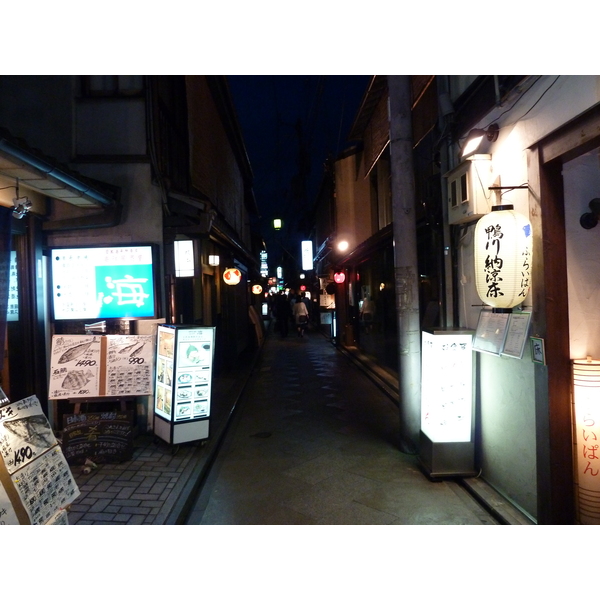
(573, 357, 600, 524)
(474, 204, 533, 310)
(223, 268, 242, 285)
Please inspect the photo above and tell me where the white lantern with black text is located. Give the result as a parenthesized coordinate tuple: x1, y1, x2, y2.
(474, 204, 533, 311)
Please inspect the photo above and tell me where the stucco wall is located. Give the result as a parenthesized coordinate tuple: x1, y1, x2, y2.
(563, 151, 600, 361)
(335, 152, 372, 247)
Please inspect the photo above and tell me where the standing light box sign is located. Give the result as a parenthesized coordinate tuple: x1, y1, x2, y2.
(474, 205, 532, 311)
(154, 325, 216, 445)
(419, 329, 476, 478)
(573, 357, 600, 524)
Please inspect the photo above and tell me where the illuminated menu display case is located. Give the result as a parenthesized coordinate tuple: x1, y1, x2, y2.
(153, 325, 215, 445)
(419, 328, 477, 478)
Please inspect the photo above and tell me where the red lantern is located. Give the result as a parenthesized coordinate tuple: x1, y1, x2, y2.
(334, 272, 345, 284)
(223, 268, 242, 285)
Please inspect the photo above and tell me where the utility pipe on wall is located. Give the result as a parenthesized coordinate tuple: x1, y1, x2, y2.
(388, 76, 421, 454)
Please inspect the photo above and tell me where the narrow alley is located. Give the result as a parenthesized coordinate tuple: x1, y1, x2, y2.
(185, 326, 498, 525)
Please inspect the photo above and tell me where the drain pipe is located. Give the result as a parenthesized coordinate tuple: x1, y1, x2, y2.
(388, 76, 421, 455)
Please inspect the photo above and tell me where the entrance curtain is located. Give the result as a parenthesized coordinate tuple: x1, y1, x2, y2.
(0, 206, 12, 373)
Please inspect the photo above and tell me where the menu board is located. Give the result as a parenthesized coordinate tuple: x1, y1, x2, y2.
(501, 312, 532, 359)
(49, 334, 154, 399)
(105, 335, 154, 396)
(473, 309, 533, 360)
(155, 326, 215, 423)
(472, 310, 510, 355)
(62, 411, 134, 465)
(48, 335, 102, 399)
(0, 395, 80, 525)
(155, 327, 175, 419)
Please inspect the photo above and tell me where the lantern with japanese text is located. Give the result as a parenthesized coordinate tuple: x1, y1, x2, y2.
(223, 268, 242, 286)
(252, 284, 262, 295)
(573, 357, 600, 524)
(473, 205, 532, 311)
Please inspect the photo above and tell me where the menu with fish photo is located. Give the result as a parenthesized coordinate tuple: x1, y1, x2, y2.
(48, 334, 156, 399)
(0, 395, 80, 524)
(105, 335, 154, 395)
(48, 335, 102, 399)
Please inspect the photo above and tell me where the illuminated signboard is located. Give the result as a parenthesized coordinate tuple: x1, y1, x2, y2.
(174, 240, 195, 277)
(7, 251, 18, 322)
(301, 240, 313, 271)
(421, 330, 473, 443)
(50, 245, 157, 321)
(260, 250, 268, 277)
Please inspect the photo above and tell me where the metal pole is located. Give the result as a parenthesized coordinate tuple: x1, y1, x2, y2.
(388, 75, 421, 454)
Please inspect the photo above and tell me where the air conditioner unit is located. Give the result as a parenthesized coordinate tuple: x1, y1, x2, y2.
(445, 154, 492, 225)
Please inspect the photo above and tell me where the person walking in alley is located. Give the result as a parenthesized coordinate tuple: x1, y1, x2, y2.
(293, 295, 309, 337)
(275, 291, 292, 338)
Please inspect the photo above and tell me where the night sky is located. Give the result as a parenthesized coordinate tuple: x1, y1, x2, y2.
(227, 75, 371, 269)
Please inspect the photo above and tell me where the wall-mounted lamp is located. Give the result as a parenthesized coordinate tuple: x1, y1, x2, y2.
(208, 255, 220, 266)
(12, 180, 32, 219)
(337, 240, 349, 252)
(580, 198, 600, 229)
(273, 218, 282, 230)
(462, 123, 499, 158)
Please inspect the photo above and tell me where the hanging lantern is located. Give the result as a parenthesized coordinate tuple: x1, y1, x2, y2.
(223, 267, 242, 285)
(334, 271, 346, 284)
(252, 284, 262, 295)
(573, 357, 600, 524)
(473, 204, 532, 311)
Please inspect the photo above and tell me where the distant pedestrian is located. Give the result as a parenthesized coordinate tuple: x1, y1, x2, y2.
(275, 292, 292, 338)
(293, 297, 309, 337)
(300, 291, 311, 317)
